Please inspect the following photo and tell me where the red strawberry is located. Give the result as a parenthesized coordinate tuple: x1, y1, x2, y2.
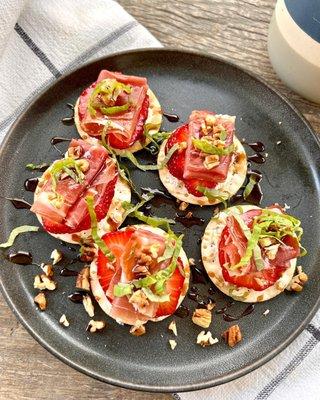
(184, 178, 217, 197)
(155, 260, 185, 317)
(97, 228, 135, 291)
(107, 95, 150, 149)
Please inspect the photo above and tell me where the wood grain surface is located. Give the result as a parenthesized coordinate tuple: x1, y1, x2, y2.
(1, 1, 319, 399)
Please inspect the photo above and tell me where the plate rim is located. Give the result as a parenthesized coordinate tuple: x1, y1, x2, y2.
(0, 47, 319, 393)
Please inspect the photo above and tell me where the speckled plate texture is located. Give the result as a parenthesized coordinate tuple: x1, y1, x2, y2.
(0, 49, 319, 392)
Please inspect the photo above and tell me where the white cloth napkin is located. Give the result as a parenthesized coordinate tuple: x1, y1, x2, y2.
(0, 0, 160, 141)
(0, 1, 319, 399)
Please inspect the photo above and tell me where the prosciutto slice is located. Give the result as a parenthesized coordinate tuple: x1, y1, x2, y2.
(78, 70, 148, 143)
(218, 208, 300, 291)
(183, 110, 234, 182)
(31, 139, 117, 233)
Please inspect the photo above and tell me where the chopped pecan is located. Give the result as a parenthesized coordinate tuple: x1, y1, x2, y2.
(168, 320, 178, 336)
(169, 339, 177, 350)
(286, 268, 308, 292)
(76, 266, 90, 292)
(129, 290, 149, 313)
(80, 243, 96, 262)
(196, 331, 218, 347)
(40, 263, 54, 277)
(222, 325, 242, 347)
(68, 145, 83, 159)
(86, 320, 106, 333)
(129, 324, 146, 336)
(76, 159, 90, 172)
(178, 201, 189, 211)
(59, 314, 70, 327)
(82, 294, 94, 317)
(34, 292, 47, 311)
(50, 249, 63, 265)
(204, 155, 220, 170)
(33, 274, 56, 291)
(192, 308, 212, 328)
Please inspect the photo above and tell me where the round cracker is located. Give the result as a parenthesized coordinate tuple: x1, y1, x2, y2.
(90, 224, 190, 325)
(201, 205, 297, 302)
(35, 174, 131, 244)
(74, 88, 162, 154)
(157, 136, 247, 206)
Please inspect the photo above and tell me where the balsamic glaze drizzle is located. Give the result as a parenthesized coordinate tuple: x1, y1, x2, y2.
(7, 198, 31, 209)
(163, 112, 180, 123)
(24, 178, 39, 193)
(7, 251, 33, 265)
(61, 103, 75, 125)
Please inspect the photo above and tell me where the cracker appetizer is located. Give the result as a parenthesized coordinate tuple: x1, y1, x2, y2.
(90, 225, 190, 326)
(158, 110, 247, 205)
(31, 139, 130, 244)
(74, 70, 162, 154)
(201, 204, 305, 302)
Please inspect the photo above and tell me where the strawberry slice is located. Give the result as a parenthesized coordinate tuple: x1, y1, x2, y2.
(155, 260, 185, 317)
(97, 228, 135, 293)
(166, 124, 218, 197)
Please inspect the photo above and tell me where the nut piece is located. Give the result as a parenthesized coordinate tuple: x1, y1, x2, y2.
(169, 339, 177, 350)
(129, 290, 149, 313)
(76, 266, 90, 292)
(205, 114, 216, 126)
(264, 244, 280, 260)
(68, 145, 83, 159)
(87, 320, 106, 333)
(50, 249, 63, 265)
(40, 263, 54, 277)
(80, 243, 96, 262)
(192, 308, 212, 328)
(59, 314, 70, 327)
(286, 268, 308, 292)
(76, 158, 90, 172)
(129, 324, 146, 336)
(82, 294, 94, 317)
(178, 201, 189, 211)
(34, 292, 47, 311)
(168, 320, 178, 336)
(206, 300, 215, 311)
(33, 274, 57, 291)
(222, 325, 242, 347)
(204, 155, 220, 170)
(196, 331, 218, 347)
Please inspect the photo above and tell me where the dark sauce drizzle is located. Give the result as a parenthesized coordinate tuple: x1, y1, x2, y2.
(68, 292, 85, 303)
(175, 213, 205, 228)
(61, 103, 75, 125)
(248, 154, 266, 164)
(50, 136, 72, 155)
(24, 178, 39, 193)
(7, 251, 33, 265)
(7, 198, 31, 209)
(163, 112, 180, 123)
(174, 304, 190, 318)
(60, 268, 78, 277)
(222, 304, 255, 322)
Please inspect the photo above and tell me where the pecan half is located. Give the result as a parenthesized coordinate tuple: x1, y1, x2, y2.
(222, 325, 242, 347)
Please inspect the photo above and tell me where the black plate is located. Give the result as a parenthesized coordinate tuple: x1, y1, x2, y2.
(0, 49, 319, 392)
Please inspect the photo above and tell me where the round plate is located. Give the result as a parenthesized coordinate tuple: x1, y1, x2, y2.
(0, 49, 319, 392)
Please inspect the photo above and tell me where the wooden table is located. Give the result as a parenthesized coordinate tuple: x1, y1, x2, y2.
(1, 1, 319, 399)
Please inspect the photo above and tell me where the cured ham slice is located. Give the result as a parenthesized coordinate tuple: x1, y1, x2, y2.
(92, 226, 188, 325)
(183, 110, 234, 182)
(31, 139, 118, 234)
(219, 209, 300, 291)
(77, 70, 149, 149)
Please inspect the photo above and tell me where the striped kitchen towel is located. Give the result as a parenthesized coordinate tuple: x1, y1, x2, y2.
(0, 1, 319, 400)
(0, 0, 160, 141)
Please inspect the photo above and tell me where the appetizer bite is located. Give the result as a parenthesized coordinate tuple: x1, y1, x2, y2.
(31, 139, 131, 244)
(158, 110, 247, 205)
(74, 70, 162, 154)
(90, 225, 190, 326)
(201, 205, 305, 302)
